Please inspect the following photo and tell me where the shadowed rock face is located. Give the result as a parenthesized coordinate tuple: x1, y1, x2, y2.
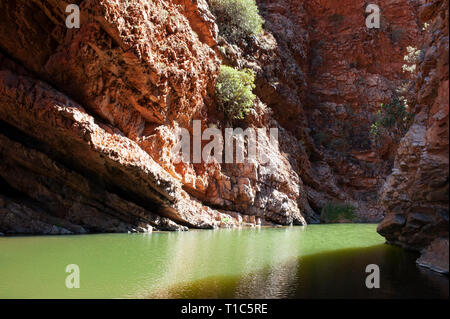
(417, 238, 449, 274)
(377, 0, 449, 273)
(0, 0, 447, 265)
(299, 0, 421, 221)
(254, 0, 426, 223)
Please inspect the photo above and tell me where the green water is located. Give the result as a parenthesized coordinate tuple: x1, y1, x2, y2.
(0, 224, 447, 298)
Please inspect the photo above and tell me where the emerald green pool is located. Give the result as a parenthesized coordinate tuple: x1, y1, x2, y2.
(0, 224, 447, 298)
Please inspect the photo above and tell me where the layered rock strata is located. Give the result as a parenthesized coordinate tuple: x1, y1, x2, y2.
(377, 0, 449, 273)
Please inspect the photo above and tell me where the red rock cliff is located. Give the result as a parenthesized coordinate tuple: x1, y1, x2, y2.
(377, 0, 449, 273)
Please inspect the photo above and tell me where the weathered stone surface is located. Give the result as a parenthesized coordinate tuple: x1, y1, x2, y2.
(417, 238, 449, 274)
(0, 68, 222, 232)
(0, 0, 219, 130)
(298, 0, 421, 221)
(378, 0, 449, 271)
(0, 0, 273, 233)
(0, 132, 187, 234)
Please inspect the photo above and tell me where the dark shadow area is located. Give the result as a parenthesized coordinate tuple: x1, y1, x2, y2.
(153, 244, 449, 299)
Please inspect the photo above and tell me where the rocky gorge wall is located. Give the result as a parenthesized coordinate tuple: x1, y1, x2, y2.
(0, 0, 447, 273)
(0, 0, 310, 233)
(377, 0, 448, 273)
(300, 0, 421, 221)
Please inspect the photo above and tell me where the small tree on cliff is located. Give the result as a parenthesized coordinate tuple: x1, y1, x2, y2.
(208, 0, 264, 43)
(370, 98, 413, 143)
(215, 65, 256, 121)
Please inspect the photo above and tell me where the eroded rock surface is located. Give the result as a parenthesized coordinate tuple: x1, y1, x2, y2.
(0, 0, 253, 233)
(0, 0, 307, 234)
(377, 0, 448, 251)
(299, 0, 421, 221)
(417, 238, 449, 274)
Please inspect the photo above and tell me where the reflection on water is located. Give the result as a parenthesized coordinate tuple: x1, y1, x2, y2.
(154, 244, 449, 299)
(0, 224, 447, 298)
(138, 226, 308, 298)
(234, 228, 303, 299)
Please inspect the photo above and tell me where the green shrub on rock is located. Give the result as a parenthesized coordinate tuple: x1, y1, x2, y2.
(215, 65, 256, 121)
(208, 0, 264, 43)
(370, 98, 413, 142)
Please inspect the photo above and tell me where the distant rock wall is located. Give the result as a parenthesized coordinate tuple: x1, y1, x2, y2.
(298, 0, 421, 221)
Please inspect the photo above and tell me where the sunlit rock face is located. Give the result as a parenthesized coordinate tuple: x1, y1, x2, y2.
(0, 0, 446, 244)
(0, 0, 243, 233)
(0, 0, 307, 233)
(378, 0, 449, 272)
